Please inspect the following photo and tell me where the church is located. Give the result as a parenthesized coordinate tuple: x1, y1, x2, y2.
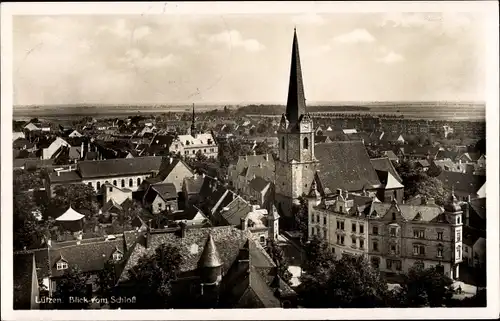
(274, 29, 404, 219)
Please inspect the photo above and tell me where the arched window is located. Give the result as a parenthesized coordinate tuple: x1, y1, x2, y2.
(113, 180, 117, 186)
(129, 178, 133, 187)
(96, 181, 101, 191)
(303, 137, 309, 149)
(88, 182, 92, 188)
(137, 177, 141, 186)
(281, 137, 285, 149)
(121, 179, 125, 188)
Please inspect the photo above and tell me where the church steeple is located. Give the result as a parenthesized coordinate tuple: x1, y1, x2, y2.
(285, 28, 306, 127)
(190, 103, 197, 136)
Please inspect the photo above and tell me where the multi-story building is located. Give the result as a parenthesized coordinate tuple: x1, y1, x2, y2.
(307, 188, 464, 279)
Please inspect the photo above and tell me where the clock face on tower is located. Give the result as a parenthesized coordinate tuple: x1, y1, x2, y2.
(301, 123, 310, 131)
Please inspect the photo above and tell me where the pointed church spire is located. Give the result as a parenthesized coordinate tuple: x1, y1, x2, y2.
(190, 103, 197, 136)
(285, 28, 306, 127)
(198, 233, 223, 268)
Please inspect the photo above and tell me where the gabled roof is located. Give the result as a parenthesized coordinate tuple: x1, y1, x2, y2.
(78, 156, 163, 179)
(382, 150, 399, 160)
(157, 158, 194, 181)
(219, 195, 253, 226)
(151, 183, 178, 201)
(463, 227, 485, 247)
(183, 175, 205, 194)
(469, 197, 486, 220)
(315, 141, 381, 192)
(370, 202, 444, 222)
(49, 237, 125, 277)
(48, 170, 82, 184)
(437, 171, 486, 195)
(370, 157, 403, 184)
(248, 176, 271, 193)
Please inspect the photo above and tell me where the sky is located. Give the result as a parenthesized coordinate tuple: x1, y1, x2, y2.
(13, 12, 487, 106)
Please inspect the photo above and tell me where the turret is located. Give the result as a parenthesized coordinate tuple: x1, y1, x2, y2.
(198, 233, 223, 285)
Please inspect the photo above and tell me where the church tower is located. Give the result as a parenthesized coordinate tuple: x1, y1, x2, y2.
(444, 188, 463, 279)
(275, 28, 318, 218)
(190, 103, 198, 136)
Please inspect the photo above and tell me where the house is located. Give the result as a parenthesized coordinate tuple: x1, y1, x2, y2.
(170, 133, 218, 159)
(13, 131, 26, 141)
(13, 138, 37, 152)
(24, 123, 41, 132)
(456, 152, 482, 164)
(415, 159, 430, 171)
(101, 182, 133, 206)
(433, 159, 467, 173)
(228, 153, 275, 193)
(247, 176, 274, 209)
(462, 228, 486, 269)
(437, 171, 486, 201)
(45, 156, 164, 197)
(143, 182, 178, 214)
(168, 205, 210, 227)
(41, 137, 70, 160)
(117, 225, 295, 308)
(381, 150, 399, 163)
(68, 130, 83, 138)
(381, 132, 405, 145)
(142, 157, 195, 194)
(13, 253, 40, 310)
(308, 190, 464, 279)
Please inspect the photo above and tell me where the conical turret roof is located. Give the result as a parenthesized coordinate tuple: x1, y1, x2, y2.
(55, 205, 85, 221)
(198, 233, 223, 268)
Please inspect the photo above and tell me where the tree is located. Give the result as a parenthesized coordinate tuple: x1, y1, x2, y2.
(53, 266, 90, 309)
(266, 240, 293, 285)
(412, 175, 448, 206)
(124, 243, 183, 308)
(13, 169, 44, 191)
(13, 192, 45, 251)
(301, 236, 335, 274)
(427, 161, 443, 178)
(97, 260, 118, 304)
(293, 197, 309, 243)
(48, 184, 100, 218)
(397, 264, 455, 307)
(298, 253, 389, 308)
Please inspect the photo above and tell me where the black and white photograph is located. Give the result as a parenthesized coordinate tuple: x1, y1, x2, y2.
(1, 1, 498, 319)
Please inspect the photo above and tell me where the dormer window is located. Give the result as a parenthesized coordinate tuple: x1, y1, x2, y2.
(113, 252, 123, 261)
(392, 213, 396, 221)
(56, 261, 68, 270)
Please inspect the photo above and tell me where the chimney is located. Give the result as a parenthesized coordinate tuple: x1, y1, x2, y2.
(81, 141, 84, 159)
(464, 202, 470, 226)
(467, 195, 471, 203)
(265, 153, 269, 161)
(240, 217, 247, 231)
(253, 150, 256, 156)
(344, 190, 348, 200)
(336, 189, 342, 196)
(57, 171, 60, 177)
(47, 239, 52, 247)
(169, 157, 173, 164)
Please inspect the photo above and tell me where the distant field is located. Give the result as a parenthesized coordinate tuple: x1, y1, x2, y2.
(12, 102, 486, 122)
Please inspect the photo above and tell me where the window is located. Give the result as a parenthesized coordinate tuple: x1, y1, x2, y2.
(437, 231, 443, 240)
(109, 187, 113, 192)
(88, 182, 92, 188)
(311, 227, 315, 236)
(158, 202, 163, 209)
(113, 180, 117, 186)
(392, 213, 396, 221)
(373, 241, 379, 251)
(185, 151, 188, 155)
(323, 217, 327, 225)
(456, 231, 461, 242)
(341, 221, 345, 230)
(395, 260, 402, 271)
(359, 224, 364, 234)
(336, 221, 340, 229)
(386, 260, 392, 269)
(316, 215, 320, 223)
(413, 244, 425, 256)
(360, 240, 364, 249)
(323, 228, 328, 240)
(339, 206, 343, 213)
(281, 137, 285, 149)
(96, 181, 101, 190)
(437, 246, 443, 258)
(457, 216, 461, 224)
(56, 262, 68, 270)
(303, 137, 309, 149)
(121, 179, 125, 188)
(259, 236, 266, 244)
(332, 247, 335, 254)
(465, 246, 469, 253)
(413, 229, 425, 239)
(390, 227, 397, 237)
(337, 235, 345, 245)
(371, 257, 380, 268)
(390, 244, 396, 255)
(129, 178, 133, 187)
(113, 252, 123, 261)
(192, 150, 196, 154)
(351, 237, 356, 247)
(352, 223, 357, 233)
(373, 226, 379, 235)
(456, 246, 461, 259)
(137, 178, 141, 185)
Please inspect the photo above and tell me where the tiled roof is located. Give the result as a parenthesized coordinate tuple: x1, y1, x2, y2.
(151, 183, 178, 201)
(315, 142, 381, 192)
(119, 226, 248, 282)
(437, 171, 486, 194)
(219, 196, 253, 226)
(248, 176, 271, 193)
(48, 170, 82, 184)
(435, 150, 458, 161)
(416, 159, 430, 167)
(78, 156, 163, 179)
(463, 227, 485, 247)
(370, 157, 403, 183)
(382, 150, 399, 160)
(469, 197, 486, 220)
(183, 175, 204, 194)
(369, 202, 444, 222)
(49, 238, 125, 277)
(157, 158, 194, 181)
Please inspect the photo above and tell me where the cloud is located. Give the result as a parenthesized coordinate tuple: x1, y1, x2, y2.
(291, 13, 326, 25)
(133, 26, 152, 40)
(334, 29, 376, 44)
(118, 48, 177, 69)
(207, 30, 265, 52)
(375, 50, 405, 64)
(97, 19, 130, 38)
